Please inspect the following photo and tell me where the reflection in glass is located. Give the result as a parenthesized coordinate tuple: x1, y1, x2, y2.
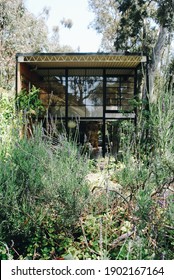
(86, 106, 103, 117)
(68, 75, 103, 117)
(39, 71, 135, 118)
(106, 75, 134, 112)
(68, 106, 86, 118)
(39, 75, 66, 117)
(49, 106, 65, 117)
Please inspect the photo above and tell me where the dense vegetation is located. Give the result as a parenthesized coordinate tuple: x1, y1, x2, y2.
(0, 0, 174, 259)
(0, 77, 173, 259)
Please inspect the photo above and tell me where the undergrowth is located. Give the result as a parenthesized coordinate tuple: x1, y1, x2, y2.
(0, 101, 90, 258)
(0, 81, 174, 260)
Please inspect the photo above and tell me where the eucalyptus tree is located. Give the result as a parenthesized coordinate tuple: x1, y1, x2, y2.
(0, 0, 49, 89)
(88, 0, 174, 101)
(0, 0, 75, 89)
(88, 0, 120, 52)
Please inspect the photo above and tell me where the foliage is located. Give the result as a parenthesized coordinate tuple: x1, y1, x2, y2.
(60, 18, 73, 29)
(88, 0, 174, 99)
(88, 0, 120, 51)
(0, 0, 49, 88)
(88, 0, 174, 53)
(0, 89, 15, 136)
(64, 211, 126, 260)
(114, 0, 173, 52)
(0, 117, 90, 259)
(16, 86, 45, 117)
(0, 73, 174, 260)
(109, 77, 174, 259)
(1, 55, 174, 261)
(0, 243, 13, 260)
(0, 0, 73, 89)
(52, 183, 174, 260)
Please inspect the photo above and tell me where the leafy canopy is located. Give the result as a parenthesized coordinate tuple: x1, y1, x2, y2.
(88, 0, 174, 52)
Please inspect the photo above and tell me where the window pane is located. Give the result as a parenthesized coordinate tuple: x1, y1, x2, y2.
(68, 106, 86, 117)
(68, 75, 103, 106)
(106, 75, 134, 111)
(86, 106, 103, 117)
(39, 75, 66, 117)
(68, 73, 103, 118)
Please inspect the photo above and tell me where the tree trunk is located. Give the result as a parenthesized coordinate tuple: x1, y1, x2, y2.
(148, 26, 168, 103)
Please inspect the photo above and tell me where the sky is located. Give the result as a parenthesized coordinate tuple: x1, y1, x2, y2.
(25, 0, 102, 52)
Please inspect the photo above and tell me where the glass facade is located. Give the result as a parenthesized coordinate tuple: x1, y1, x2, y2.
(68, 75, 103, 118)
(38, 75, 66, 117)
(37, 69, 135, 120)
(19, 65, 137, 156)
(105, 76, 134, 112)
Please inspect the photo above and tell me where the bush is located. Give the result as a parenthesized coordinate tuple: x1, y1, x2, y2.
(0, 122, 90, 259)
(0, 90, 15, 138)
(109, 78, 174, 259)
(0, 81, 174, 260)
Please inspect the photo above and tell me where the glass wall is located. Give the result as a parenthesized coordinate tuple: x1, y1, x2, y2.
(38, 69, 135, 119)
(37, 68, 135, 156)
(68, 75, 103, 118)
(106, 75, 134, 112)
(48, 76, 66, 117)
(38, 76, 66, 117)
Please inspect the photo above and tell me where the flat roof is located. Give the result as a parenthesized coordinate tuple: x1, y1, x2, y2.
(16, 52, 146, 69)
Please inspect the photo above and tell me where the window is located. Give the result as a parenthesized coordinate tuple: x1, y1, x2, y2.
(68, 74, 103, 118)
(106, 76, 134, 112)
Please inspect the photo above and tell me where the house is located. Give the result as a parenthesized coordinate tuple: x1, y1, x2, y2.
(16, 52, 147, 156)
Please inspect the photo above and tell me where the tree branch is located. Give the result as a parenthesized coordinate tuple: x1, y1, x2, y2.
(109, 230, 134, 249)
(151, 177, 174, 198)
(92, 185, 130, 206)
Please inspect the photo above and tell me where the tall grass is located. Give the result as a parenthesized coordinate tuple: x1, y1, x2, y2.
(0, 95, 90, 258)
(110, 76, 174, 259)
(0, 83, 173, 260)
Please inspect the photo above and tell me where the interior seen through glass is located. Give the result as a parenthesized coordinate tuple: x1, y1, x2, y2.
(37, 69, 135, 155)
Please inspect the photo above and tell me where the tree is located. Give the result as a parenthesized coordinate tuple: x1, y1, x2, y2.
(0, 0, 49, 89)
(49, 24, 74, 53)
(88, 0, 120, 52)
(60, 18, 73, 29)
(0, 0, 75, 89)
(88, 0, 174, 101)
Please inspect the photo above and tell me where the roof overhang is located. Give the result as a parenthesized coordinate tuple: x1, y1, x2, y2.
(16, 52, 146, 69)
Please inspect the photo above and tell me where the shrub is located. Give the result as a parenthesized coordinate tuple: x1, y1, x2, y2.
(0, 122, 90, 259)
